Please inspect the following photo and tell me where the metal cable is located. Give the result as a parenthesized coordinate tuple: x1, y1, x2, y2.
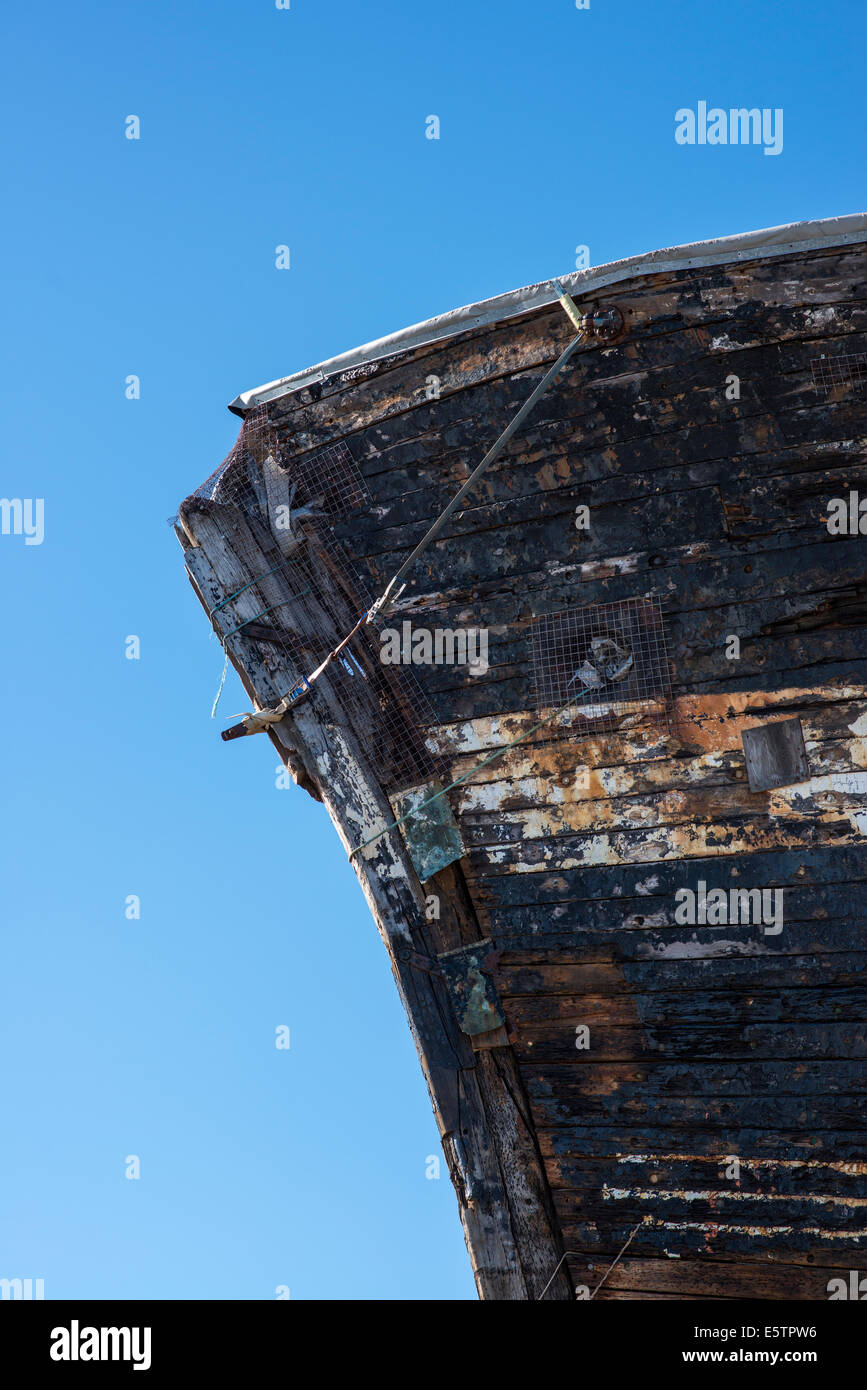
(221, 316, 587, 740)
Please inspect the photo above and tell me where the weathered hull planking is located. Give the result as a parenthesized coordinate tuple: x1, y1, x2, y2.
(176, 215, 867, 1300)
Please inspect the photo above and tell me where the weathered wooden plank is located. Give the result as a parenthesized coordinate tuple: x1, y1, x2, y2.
(492, 917, 867, 959)
(556, 1219, 866, 1259)
(562, 1255, 854, 1300)
(488, 875, 865, 930)
(513, 1018, 866, 1063)
(473, 841, 867, 909)
(497, 954, 867, 999)
(345, 423, 866, 533)
(530, 1081, 867, 1134)
(341, 420, 866, 593)
(525, 1089, 867, 1133)
(506, 986, 867, 1031)
(456, 780, 867, 847)
(437, 692, 866, 777)
(556, 1189, 867, 1231)
(463, 818, 866, 878)
(540, 1125, 867, 1168)
(451, 745, 862, 822)
(361, 532, 867, 644)
(342, 419, 867, 568)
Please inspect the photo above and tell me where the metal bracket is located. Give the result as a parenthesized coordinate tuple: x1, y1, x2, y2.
(396, 945, 445, 979)
(587, 303, 626, 343)
(551, 280, 626, 344)
(221, 676, 311, 741)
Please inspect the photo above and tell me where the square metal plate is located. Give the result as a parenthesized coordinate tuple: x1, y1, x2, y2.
(741, 717, 810, 792)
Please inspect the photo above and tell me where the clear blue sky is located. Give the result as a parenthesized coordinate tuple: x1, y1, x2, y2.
(1, 0, 863, 1300)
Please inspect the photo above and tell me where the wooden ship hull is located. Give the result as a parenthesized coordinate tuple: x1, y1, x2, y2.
(176, 215, 867, 1300)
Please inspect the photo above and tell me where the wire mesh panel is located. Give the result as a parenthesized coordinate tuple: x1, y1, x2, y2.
(179, 407, 437, 792)
(188, 408, 268, 507)
(531, 596, 674, 739)
(811, 353, 867, 393)
(190, 406, 370, 515)
(306, 551, 440, 792)
(286, 439, 370, 517)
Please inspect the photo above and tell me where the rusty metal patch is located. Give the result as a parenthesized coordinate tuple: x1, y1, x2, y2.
(390, 779, 466, 882)
(437, 940, 504, 1036)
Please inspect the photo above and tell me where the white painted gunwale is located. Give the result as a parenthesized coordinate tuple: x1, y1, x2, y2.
(229, 213, 867, 415)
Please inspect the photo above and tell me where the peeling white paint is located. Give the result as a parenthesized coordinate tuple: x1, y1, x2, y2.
(637, 937, 768, 960)
(616, 1154, 867, 1173)
(603, 1186, 867, 1207)
(769, 770, 867, 836)
(643, 1218, 864, 1241)
(635, 875, 661, 895)
(805, 306, 838, 328)
(626, 910, 669, 929)
(788, 771, 867, 797)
